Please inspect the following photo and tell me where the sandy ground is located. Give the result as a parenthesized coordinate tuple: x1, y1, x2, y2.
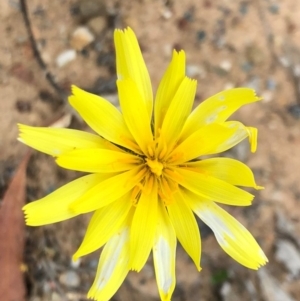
(1, 0, 300, 300)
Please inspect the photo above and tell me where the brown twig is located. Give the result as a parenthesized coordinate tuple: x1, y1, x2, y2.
(19, 0, 67, 100)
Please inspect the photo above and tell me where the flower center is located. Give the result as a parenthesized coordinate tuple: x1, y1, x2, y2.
(146, 158, 164, 176)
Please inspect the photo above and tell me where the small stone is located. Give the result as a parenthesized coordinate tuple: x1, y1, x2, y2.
(59, 270, 80, 288)
(88, 16, 107, 35)
(15, 99, 31, 113)
(293, 64, 300, 77)
(223, 82, 235, 90)
(241, 61, 253, 73)
(239, 2, 249, 15)
(219, 60, 232, 72)
(221, 282, 240, 301)
(78, 0, 106, 20)
(245, 45, 265, 65)
(161, 9, 172, 19)
(196, 30, 206, 42)
(279, 56, 290, 67)
(51, 292, 61, 301)
(70, 26, 95, 51)
(266, 78, 277, 90)
(245, 76, 261, 92)
(276, 239, 300, 277)
(261, 90, 273, 103)
(287, 104, 300, 119)
(258, 268, 296, 301)
(228, 139, 249, 162)
(186, 64, 206, 78)
(93, 76, 117, 94)
(268, 4, 279, 14)
(102, 94, 119, 105)
(56, 49, 76, 67)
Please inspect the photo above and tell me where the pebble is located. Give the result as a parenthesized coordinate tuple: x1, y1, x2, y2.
(239, 2, 249, 15)
(219, 60, 232, 72)
(293, 64, 300, 77)
(261, 90, 273, 103)
(245, 45, 265, 65)
(59, 270, 80, 288)
(276, 209, 296, 238)
(241, 61, 253, 73)
(228, 139, 249, 162)
(276, 239, 300, 277)
(161, 9, 172, 19)
(268, 4, 279, 14)
(102, 94, 119, 105)
(78, 0, 106, 20)
(223, 82, 235, 90)
(220, 282, 240, 301)
(88, 16, 107, 35)
(93, 76, 117, 94)
(279, 56, 290, 67)
(287, 104, 300, 119)
(15, 99, 32, 113)
(186, 64, 206, 78)
(196, 30, 206, 42)
(56, 49, 76, 67)
(71, 26, 95, 51)
(266, 78, 277, 90)
(246, 76, 261, 92)
(258, 268, 296, 301)
(51, 292, 61, 301)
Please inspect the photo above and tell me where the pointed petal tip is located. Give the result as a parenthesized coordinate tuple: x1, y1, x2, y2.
(72, 253, 80, 262)
(256, 185, 264, 190)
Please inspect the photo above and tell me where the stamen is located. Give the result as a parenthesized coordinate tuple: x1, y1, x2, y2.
(130, 186, 141, 205)
(158, 141, 168, 160)
(167, 151, 184, 164)
(147, 145, 154, 158)
(144, 174, 155, 195)
(164, 168, 183, 182)
(120, 135, 143, 154)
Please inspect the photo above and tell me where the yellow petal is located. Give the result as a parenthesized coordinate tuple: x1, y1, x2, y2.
(186, 158, 262, 189)
(114, 28, 153, 117)
(70, 166, 146, 214)
(87, 217, 132, 301)
(187, 197, 268, 269)
(212, 121, 256, 154)
(154, 50, 186, 137)
(18, 124, 115, 157)
(69, 86, 140, 154)
(153, 201, 176, 301)
(180, 88, 261, 141)
(246, 127, 258, 153)
(73, 192, 132, 260)
(23, 174, 106, 226)
(56, 148, 141, 173)
(130, 176, 158, 271)
(172, 168, 254, 206)
(167, 191, 201, 271)
(158, 77, 196, 157)
(168, 123, 237, 164)
(117, 79, 153, 155)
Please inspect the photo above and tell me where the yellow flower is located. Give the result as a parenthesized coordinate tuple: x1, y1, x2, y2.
(19, 28, 267, 301)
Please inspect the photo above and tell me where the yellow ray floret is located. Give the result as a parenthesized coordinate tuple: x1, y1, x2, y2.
(153, 202, 176, 301)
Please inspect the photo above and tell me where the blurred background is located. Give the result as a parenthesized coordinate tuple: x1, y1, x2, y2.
(1, 0, 300, 300)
